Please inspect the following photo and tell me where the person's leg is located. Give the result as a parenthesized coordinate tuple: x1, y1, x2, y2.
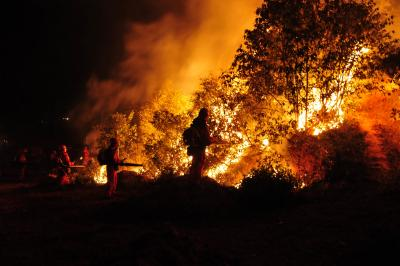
(190, 149, 206, 178)
(111, 170, 118, 195)
(106, 168, 114, 197)
(198, 150, 206, 178)
(189, 152, 201, 178)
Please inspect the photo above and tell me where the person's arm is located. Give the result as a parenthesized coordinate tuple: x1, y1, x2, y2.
(114, 149, 121, 165)
(66, 154, 74, 166)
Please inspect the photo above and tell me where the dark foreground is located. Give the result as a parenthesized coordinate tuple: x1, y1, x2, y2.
(1, 175, 399, 266)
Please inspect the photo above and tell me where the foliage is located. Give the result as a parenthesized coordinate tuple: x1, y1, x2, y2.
(320, 121, 370, 183)
(287, 131, 328, 185)
(288, 121, 371, 184)
(234, 0, 396, 131)
(345, 86, 400, 181)
(94, 111, 139, 162)
(142, 109, 190, 177)
(192, 77, 241, 170)
(136, 87, 194, 178)
(374, 124, 400, 179)
(239, 164, 297, 206)
(90, 0, 399, 186)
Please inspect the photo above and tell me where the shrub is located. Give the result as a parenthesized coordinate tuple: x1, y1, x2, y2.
(319, 121, 370, 184)
(287, 132, 328, 185)
(239, 164, 297, 207)
(374, 124, 400, 180)
(288, 121, 372, 185)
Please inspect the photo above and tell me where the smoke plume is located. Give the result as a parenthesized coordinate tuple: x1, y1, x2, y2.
(76, 0, 400, 125)
(76, 0, 261, 124)
(376, 0, 400, 38)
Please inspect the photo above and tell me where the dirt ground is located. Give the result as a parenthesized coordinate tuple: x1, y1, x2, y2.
(1, 176, 399, 266)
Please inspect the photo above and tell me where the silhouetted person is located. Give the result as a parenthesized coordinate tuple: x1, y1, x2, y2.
(188, 108, 215, 179)
(105, 138, 121, 198)
(57, 144, 74, 185)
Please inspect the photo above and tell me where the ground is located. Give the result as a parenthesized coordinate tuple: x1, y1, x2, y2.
(1, 175, 399, 266)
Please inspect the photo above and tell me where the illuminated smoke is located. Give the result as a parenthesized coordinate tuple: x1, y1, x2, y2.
(78, 0, 261, 123)
(376, 0, 400, 38)
(76, 0, 399, 125)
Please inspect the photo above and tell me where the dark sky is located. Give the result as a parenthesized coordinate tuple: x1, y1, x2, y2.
(0, 0, 184, 143)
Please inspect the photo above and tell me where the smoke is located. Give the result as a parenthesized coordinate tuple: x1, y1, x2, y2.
(76, 0, 262, 124)
(376, 0, 400, 38)
(76, 0, 400, 126)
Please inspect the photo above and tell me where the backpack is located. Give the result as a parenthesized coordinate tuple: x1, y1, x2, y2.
(182, 126, 199, 146)
(97, 148, 107, 165)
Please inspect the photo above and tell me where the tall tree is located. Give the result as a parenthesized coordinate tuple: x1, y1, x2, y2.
(234, 0, 396, 131)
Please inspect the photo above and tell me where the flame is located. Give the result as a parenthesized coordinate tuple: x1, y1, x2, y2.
(262, 138, 270, 148)
(297, 87, 345, 136)
(206, 138, 251, 179)
(203, 81, 254, 180)
(90, 43, 371, 185)
(94, 165, 107, 184)
(297, 46, 370, 135)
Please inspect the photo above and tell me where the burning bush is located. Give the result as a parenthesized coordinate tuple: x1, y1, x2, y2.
(287, 132, 328, 185)
(288, 121, 371, 184)
(192, 76, 290, 185)
(320, 121, 371, 183)
(350, 88, 400, 181)
(141, 109, 190, 177)
(94, 111, 139, 162)
(234, 0, 396, 135)
(373, 124, 400, 179)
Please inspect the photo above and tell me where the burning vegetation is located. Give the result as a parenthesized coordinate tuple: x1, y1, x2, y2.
(89, 0, 400, 188)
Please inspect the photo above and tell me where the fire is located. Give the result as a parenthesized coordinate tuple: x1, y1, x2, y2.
(90, 45, 370, 185)
(94, 165, 107, 184)
(206, 137, 251, 179)
(297, 87, 345, 136)
(89, 75, 274, 184)
(203, 80, 255, 180)
(297, 46, 370, 135)
(262, 138, 270, 148)
(89, 38, 377, 186)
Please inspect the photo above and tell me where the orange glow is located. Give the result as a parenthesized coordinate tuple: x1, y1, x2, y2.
(94, 165, 107, 184)
(297, 46, 370, 135)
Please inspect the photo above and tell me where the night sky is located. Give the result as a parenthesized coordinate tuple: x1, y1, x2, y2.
(0, 0, 185, 143)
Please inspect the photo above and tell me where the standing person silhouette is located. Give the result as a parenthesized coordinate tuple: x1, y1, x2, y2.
(188, 108, 215, 179)
(105, 138, 121, 198)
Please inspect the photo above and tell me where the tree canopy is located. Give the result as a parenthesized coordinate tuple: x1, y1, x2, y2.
(234, 0, 397, 131)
